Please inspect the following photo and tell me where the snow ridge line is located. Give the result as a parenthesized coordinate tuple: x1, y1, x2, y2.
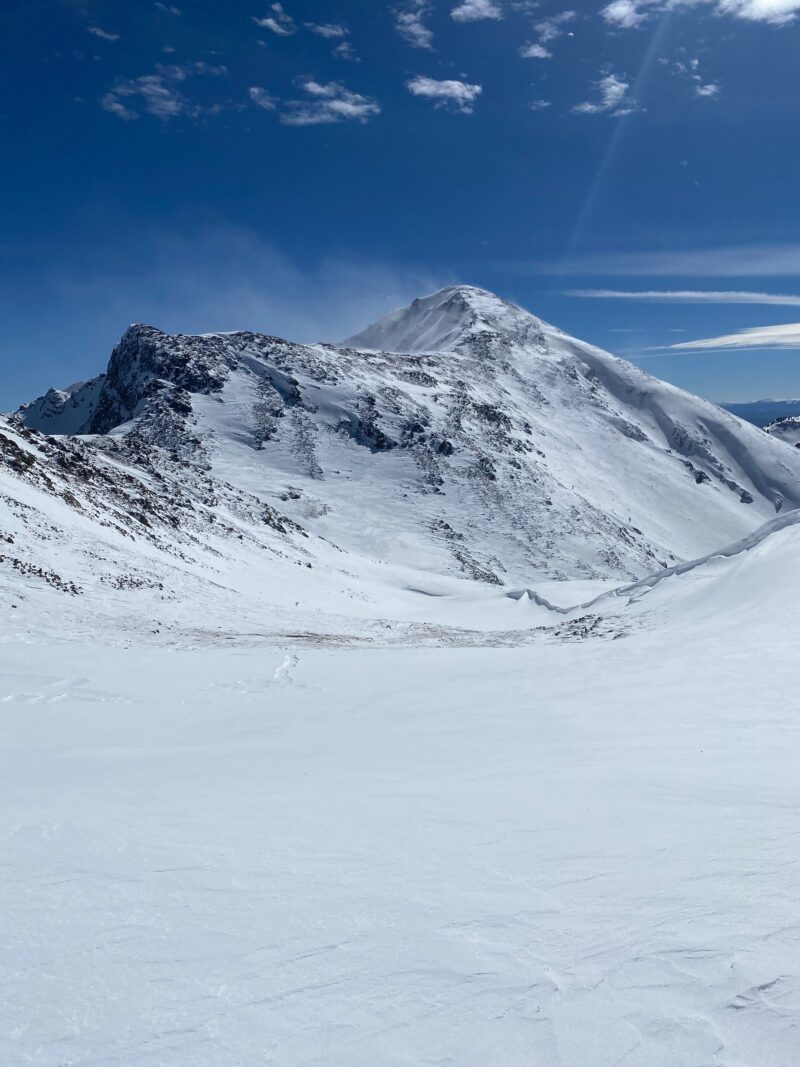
(509, 507, 800, 615)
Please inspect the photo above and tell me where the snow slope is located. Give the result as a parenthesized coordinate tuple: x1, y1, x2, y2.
(13, 286, 800, 599)
(513, 507, 800, 623)
(3, 535, 800, 1064)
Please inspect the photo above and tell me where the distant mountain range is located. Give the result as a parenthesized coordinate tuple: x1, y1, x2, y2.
(721, 399, 800, 427)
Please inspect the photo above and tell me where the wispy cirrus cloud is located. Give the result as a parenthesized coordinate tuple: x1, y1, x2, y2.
(567, 289, 800, 305)
(88, 26, 120, 41)
(394, 1, 434, 48)
(450, 0, 504, 22)
(253, 3, 296, 35)
(664, 322, 800, 350)
(406, 76, 483, 113)
(550, 243, 800, 277)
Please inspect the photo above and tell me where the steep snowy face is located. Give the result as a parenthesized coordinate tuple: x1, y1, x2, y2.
(17, 378, 107, 435)
(343, 285, 549, 355)
(12, 286, 800, 592)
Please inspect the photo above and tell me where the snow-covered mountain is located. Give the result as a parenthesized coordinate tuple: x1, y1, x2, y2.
(765, 413, 800, 447)
(7, 284, 800, 637)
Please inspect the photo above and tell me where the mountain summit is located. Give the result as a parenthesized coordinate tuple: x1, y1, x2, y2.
(343, 285, 550, 355)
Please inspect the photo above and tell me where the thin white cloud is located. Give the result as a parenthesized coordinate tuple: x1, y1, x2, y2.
(530, 98, 552, 110)
(520, 10, 575, 58)
(101, 95, 138, 121)
(451, 0, 504, 21)
(304, 22, 357, 58)
(249, 86, 278, 111)
(333, 41, 358, 60)
(567, 289, 800, 305)
(573, 72, 631, 114)
(280, 80, 380, 125)
(155, 3, 182, 13)
(602, 0, 651, 27)
(253, 3, 296, 35)
(521, 42, 552, 57)
(666, 322, 800, 350)
(406, 75, 483, 113)
(537, 10, 577, 39)
(549, 243, 800, 277)
(394, 1, 434, 48)
(670, 57, 722, 98)
(602, 0, 800, 27)
(306, 22, 348, 38)
(88, 26, 120, 41)
(193, 62, 228, 76)
(719, 0, 800, 21)
(102, 63, 227, 122)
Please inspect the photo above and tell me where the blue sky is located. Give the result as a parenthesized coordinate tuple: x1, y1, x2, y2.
(2, 0, 800, 408)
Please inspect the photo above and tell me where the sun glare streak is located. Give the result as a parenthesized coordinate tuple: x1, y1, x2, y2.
(553, 9, 677, 284)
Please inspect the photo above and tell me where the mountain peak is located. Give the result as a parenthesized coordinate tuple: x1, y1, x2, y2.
(343, 285, 547, 355)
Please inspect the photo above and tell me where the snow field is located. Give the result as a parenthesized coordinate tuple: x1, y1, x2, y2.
(2, 603, 799, 1065)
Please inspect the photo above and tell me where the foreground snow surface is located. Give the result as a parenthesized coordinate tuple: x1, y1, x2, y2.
(3, 614, 799, 1066)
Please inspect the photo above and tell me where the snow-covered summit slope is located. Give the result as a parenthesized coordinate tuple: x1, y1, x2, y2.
(342, 284, 550, 355)
(11, 286, 800, 603)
